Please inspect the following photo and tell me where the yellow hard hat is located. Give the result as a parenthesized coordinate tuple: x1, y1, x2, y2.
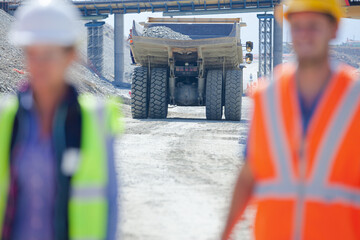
(284, 0, 344, 22)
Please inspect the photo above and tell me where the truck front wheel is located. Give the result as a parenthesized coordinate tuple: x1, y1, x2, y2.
(206, 70, 223, 120)
(225, 69, 243, 121)
(148, 68, 168, 119)
(131, 67, 149, 119)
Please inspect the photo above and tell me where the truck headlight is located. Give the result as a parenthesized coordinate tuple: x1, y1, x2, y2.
(245, 53, 253, 64)
(246, 41, 253, 52)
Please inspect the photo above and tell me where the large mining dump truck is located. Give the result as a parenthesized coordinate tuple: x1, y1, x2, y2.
(130, 17, 253, 121)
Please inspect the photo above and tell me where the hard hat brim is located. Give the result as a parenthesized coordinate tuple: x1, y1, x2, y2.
(9, 30, 77, 47)
(284, 1, 343, 22)
(9, 0, 82, 47)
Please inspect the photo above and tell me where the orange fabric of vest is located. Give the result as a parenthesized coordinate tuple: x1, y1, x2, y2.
(247, 63, 360, 240)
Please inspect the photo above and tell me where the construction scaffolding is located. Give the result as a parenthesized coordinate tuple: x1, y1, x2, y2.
(0, 0, 20, 13)
(258, 14, 273, 78)
(85, 21, 105, 76)
(0, 1, 9, 12)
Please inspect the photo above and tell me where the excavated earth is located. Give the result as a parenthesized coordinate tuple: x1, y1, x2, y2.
(0, 9, 132, 100)
(143, 26, 192, 40)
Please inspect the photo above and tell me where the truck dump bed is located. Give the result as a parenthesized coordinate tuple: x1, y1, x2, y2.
(131, 17, 245, 69)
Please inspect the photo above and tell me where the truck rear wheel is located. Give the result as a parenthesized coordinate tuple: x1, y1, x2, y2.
(225, 69, 243, 121)
(131, 67, 148, 119)
(148, 68, 168, 119)
(206, 70, 223, 120)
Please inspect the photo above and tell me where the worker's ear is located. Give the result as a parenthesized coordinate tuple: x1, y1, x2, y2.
(330, 19, 339, 40)
(64, 46, 77, 65)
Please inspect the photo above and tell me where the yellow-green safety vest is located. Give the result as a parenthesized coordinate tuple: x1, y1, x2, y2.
(0, 94, 123, 240)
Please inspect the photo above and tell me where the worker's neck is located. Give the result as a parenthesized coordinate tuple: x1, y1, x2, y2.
(33, 82, 67, 136)
(296, 55, 332, 109)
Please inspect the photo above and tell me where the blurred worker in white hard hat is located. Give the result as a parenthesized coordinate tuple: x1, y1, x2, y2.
(0, 0, 122, 239)
(222, 0, 360, 239)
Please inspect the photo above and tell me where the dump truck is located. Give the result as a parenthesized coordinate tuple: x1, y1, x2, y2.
(130, 17, 253, 121)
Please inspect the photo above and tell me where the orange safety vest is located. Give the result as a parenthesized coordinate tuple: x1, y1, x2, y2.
(247, 63, 360, 240)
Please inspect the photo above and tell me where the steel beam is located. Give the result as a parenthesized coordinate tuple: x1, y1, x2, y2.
(114, 13, 125, 85)
(82, 14, 108, 21)
(72, 0, 280, 16)
(163, 7, 274, 16)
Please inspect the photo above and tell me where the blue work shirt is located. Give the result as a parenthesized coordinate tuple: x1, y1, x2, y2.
(11, 92, 119, 240)
(297, 88, 324, 134)
(11, 107, 56, 240)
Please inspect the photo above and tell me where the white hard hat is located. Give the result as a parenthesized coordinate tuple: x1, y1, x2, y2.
(9, 0, 82, 47)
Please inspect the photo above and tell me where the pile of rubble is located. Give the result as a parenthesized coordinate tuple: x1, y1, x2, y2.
(0, 9, 25, 93)
(0, 9, 131, 101)
(143, 26, 192, 40)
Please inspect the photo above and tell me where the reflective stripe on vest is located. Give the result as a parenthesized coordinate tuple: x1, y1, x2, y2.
(254, 76, 360, 239)
(71, 185, 106, 201)
(0, 95, 18, 237)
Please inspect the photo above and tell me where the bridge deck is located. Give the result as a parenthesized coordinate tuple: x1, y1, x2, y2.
(72, 0, 279, 16)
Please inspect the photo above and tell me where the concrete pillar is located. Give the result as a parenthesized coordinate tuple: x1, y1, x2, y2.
(85, 21, 105, 76)
(273, 4, 283, 68)
(114, 13, 124, 86)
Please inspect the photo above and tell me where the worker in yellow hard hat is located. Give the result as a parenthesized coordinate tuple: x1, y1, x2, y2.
(0, 0, 122, 239)
(284, 0, 344, 21)
(222, 0, 360, 239)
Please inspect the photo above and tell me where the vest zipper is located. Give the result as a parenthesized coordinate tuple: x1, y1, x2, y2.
(293, 137, 307, 240)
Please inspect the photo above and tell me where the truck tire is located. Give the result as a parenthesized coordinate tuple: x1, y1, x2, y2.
(131, 67, 148, 119)
(206, 70, 223, 120)
(225, 69, 243, 121)
(148, 68, 168, 119)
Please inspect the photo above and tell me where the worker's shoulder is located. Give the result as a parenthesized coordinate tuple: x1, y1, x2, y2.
(78, 94, 124, 135)
(0, 94, 18, 115)
(78, 94, 122, 110)
(0, 94, 18, 106)
(252, 63, 296, 99)
(335, 63, 359, 81)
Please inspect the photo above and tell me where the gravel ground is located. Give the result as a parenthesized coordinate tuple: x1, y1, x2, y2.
(117, 97, 255, 240)
(143, 26, 192, 40)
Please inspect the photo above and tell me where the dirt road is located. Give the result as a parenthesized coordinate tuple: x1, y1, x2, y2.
(116, 97, 254, 240)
